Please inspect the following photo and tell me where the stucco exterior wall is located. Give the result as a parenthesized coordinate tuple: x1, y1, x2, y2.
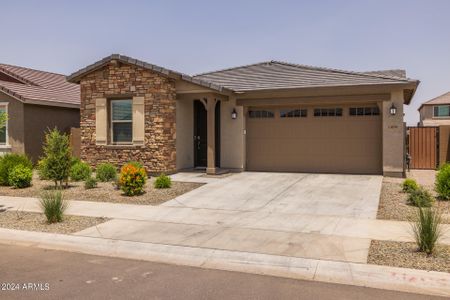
(0, 92, 25, 155)
(382, 90, 405, 177)
(176, 99, 194, 169)
(220, 98, 244, 170)
(23, 104, 80, 162)
(79, 61, 177, 173)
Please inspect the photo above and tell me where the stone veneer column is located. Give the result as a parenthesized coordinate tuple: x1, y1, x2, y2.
(382, 89, 405, 177)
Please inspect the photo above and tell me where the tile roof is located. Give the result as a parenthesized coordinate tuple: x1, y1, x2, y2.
(194, 61, 418, 92)
(418, 92, 450, 110)
(0, 64, 80, 108)
(67, 54, 233, 94)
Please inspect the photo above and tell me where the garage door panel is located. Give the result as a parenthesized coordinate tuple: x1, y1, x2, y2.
(246, 105, 382, 174)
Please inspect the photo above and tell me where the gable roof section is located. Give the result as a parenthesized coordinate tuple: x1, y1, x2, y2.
(194, 61, 418, 92)
(418, 92, 450, 111)
(67, 54, 233, 94)
(0, 64, 80, 108)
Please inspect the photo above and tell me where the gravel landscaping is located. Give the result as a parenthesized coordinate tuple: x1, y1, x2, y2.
(0, 173, 204, 205)
(377, 177, 450, 224)
(0, 210, 107, 234)
(368, 240, 450, 273)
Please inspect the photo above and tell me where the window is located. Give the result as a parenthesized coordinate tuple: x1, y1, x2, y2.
(0, 104, 7, 145)
(248, 110, 274, 118)
(110, 99, 132, 144)
(434, 105, 450, 117)
(313, 108, 342, 117)
(349, 106, 380, 116)
(280, 109, 307, 118)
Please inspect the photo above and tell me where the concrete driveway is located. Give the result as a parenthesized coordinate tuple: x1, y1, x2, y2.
(76, 172, 383, 264)
(166, 172, 382, 219)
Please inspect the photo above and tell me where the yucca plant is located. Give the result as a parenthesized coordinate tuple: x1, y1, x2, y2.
(412, 207, 442, 255)
(39, 189, 67, 223)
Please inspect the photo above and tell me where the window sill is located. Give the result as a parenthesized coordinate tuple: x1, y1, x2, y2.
(0, 145, 12, 149)
(103, 144, 143, 150)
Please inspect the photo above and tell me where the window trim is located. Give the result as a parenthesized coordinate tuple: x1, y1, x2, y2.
(0, 102, 9, 146)
(110, 99, 133, 145)
(433, 105, 450, 118)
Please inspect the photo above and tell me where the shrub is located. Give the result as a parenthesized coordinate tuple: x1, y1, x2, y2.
(39, 128, 72, 187)
(436, 163, 450, 200)
(119, 163, 147, 196)
(402, 178, 418, 193)
(412, 207, 442, 255)
(407, 187, 434, 207)
(95, 163, 117, 182)
(39, 190, 67, 223)
(127, 161, 143, 169)
(154, 173, 172, 189)
(70, 161, 92, 181)
(0, 154, 33, 186)
(8, 164, 33, 188)
(84, 177, 97, 189)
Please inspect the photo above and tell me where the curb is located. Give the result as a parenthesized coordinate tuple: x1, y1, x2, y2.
(0, 228, 448, 297)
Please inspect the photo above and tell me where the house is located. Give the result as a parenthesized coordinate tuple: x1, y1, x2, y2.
(0, 64, 80, 162)
(418, 92, 450, 126)
(67, 54, 419, 177)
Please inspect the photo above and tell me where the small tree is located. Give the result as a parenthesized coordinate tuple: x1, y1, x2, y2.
(39, 128, 72, 187)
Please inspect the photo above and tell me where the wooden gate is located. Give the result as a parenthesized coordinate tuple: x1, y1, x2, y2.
(408, 127, 438, 169)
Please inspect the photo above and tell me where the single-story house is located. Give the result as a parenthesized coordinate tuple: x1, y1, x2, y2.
(418, 92, 450, 126)
(0, 63, 80, 161)
(67, 54, 419, 177)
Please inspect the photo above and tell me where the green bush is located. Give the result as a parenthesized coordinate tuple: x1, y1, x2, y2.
(84, 177, 97, 189)
(154, 173, 172, 189)
(70, 161, 92, 181)
(39, 190, 67, 223)
(39, 128, 72, 187)
(402, 178, 418, 193)
(8, 164, 33, 188)
(407, 187, 434, 207)
(118, 163, 147, 196)
(127, 161, 143, 169)
(95, 163, 117, 182)
(0, 154, 33, 186)
(412, 207, 442, 255)
(436, 163, 450, 200)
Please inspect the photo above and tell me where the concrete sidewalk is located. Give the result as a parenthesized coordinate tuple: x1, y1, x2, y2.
(0, 227, 448, 297)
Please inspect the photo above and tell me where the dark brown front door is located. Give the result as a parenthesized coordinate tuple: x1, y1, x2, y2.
(194, 100, 207, 167)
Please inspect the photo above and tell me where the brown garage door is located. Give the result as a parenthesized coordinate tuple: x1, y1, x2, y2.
(246, 105, 382, 174)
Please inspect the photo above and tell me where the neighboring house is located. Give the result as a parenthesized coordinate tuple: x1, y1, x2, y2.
(418, 92, 450, 126)
(0, 64, 80, 162)
(67, 54, 419, 177)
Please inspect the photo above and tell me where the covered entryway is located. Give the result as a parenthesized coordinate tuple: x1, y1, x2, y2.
(246, 104, 382, 174)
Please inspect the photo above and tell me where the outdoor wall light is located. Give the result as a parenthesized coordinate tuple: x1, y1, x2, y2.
(231, 108, 238, 119)
(390, 103, 397, 116)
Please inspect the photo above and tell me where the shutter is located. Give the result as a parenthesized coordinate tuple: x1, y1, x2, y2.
(132, 96, 145, 145)
(95, 98, 107, 145)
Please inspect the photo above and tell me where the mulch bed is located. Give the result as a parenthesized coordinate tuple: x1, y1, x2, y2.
(0, 211, 107, 234)
(377, 177, 450, 224)
(368, 240, 450, 273)
(0, 173, 204, 205)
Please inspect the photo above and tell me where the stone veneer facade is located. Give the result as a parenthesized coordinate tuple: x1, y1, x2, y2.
(79, 60, 176, 173)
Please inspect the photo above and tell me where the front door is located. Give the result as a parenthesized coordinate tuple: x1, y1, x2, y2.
(194, 100, 207, 167)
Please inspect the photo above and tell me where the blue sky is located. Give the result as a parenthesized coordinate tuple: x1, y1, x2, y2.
(1, 0, 449, 124)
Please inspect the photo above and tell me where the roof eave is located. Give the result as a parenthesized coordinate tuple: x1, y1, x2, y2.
(0, 87, 79, 109)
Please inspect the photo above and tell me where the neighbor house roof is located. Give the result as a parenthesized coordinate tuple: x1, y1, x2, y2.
(194, 61, 418, 92)
(0, 63, 80, 108)
(67, 54, 419, 103)
(418, 92, 450, 111)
